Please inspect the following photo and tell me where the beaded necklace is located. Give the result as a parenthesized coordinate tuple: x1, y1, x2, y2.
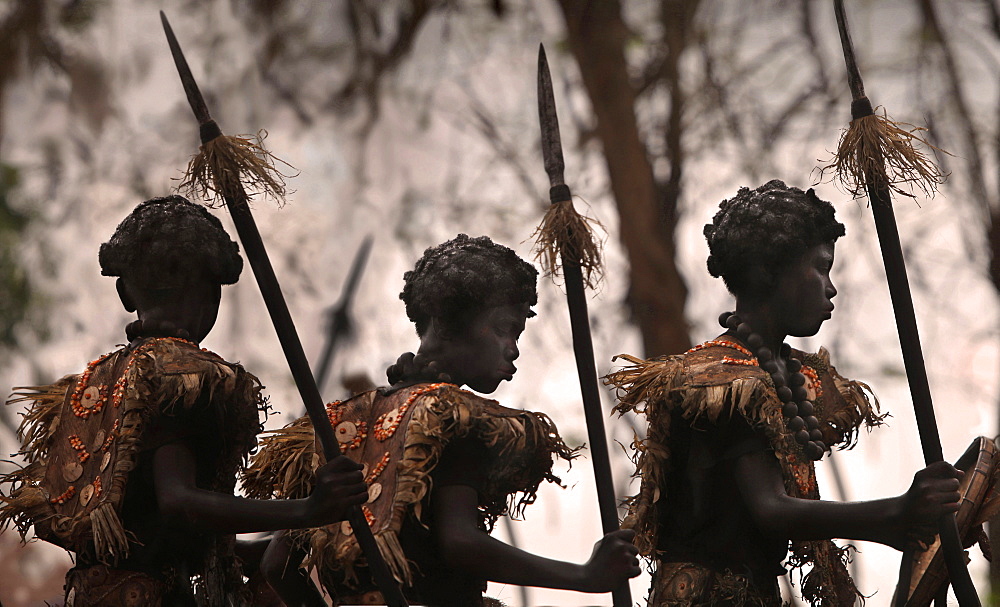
(718, 311, 827, 461)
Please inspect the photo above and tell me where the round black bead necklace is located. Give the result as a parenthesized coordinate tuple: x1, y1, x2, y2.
(720, 311, 826, 461)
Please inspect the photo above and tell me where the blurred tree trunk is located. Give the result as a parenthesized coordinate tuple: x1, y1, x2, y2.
(556, 0, 692, 357)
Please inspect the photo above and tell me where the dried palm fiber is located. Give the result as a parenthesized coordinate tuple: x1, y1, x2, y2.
(531, 194, 605, 289)
(605, 342, 884, 606)
(179, 129, 295, 207)
(241, 382, 575, 590)
(0, 337, 264, 567)
(820, 100, 947, 199)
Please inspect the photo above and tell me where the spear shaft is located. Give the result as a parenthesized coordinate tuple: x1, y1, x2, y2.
(160, 13, 407, 606)
(832, 2, 978, 604)
(537, 43, 631, 607)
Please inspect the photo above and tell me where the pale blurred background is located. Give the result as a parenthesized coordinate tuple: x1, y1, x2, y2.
(1, 0, 999, 605)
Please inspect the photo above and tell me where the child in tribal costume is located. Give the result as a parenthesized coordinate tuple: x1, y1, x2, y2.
(607, 181, 962, 606)
(242, 234, 641, 606)
(0, 196, 367, 606)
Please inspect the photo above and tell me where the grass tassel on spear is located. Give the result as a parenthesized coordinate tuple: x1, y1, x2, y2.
(531, 189, 605, 289)
(821, 0, 947, 201)
(822, 101, 946, 200)
(180, 129, 295, 208)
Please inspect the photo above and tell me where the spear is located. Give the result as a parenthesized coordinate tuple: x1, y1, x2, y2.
(314, 234, 373, 395)
(829, 2, 978, 605)
(159, 13, 408, 606)
(535, 43, 631, 607)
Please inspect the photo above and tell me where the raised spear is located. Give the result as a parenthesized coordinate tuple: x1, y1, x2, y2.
(828, 2, 978, 605)
(159, 13, 408, 606)
(315, 234, 373, 395)
(535, 43, 631, 607)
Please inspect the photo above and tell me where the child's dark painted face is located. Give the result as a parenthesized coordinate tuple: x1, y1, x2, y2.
(771, 242, 837, 338)
(441, 304, 528, 394)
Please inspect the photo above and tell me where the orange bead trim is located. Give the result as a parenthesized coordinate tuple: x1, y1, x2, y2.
(688, 339, 759, 367)
(70, 352, 114, 418)
(687, 338, 754, 358)
(374, 383, 452, 441)
(326, 401, 344, 427)
(50, 485, 76, 505)
(101, 420, 119, 452)
(801, 365, 822, 399)
(68, 435, 90, 463)
(73, 337, 205, 417)
(343, 421, 367, 451)
(791, 461, 817, 496)
(93, 476, 103, 498)
(111, 369, 127, 409)
(327, 402, 367, 449)
(365, 451, 392, 484)
(722, 356, 759, 366)
(362, 505, 376, 527)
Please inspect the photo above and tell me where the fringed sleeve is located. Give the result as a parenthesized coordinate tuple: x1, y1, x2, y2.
(605, 355, 679, 557)
(0, 376, 78, 541)
(409, 384, 576, 528)
(240, 415, 317, 501)
(801, 347, 886, 450)
(130, 338, 266, 490)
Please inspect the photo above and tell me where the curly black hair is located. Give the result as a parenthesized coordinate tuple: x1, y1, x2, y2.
(401, 234, 538, 337)
(99, 195, 242, 287)
(704, 180, 844, 298)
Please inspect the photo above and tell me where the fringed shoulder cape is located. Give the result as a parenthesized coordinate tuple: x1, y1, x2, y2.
(606, 339, 885, 606)
(241, 381, 575, 602)
(0, 337, 265, 604)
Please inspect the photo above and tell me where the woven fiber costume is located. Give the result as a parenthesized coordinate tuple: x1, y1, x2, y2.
(607, 337, 885, 606)
(242, 380, 573, 605)
(0, 336, 265, 605)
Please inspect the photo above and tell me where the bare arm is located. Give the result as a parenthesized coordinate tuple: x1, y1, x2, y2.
(734, 449, 961, 551)
(433, 484, 640, 593)
(153, 440, 367, 534)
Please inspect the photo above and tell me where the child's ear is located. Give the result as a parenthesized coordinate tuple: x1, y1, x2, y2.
(116, 278, 137, 313)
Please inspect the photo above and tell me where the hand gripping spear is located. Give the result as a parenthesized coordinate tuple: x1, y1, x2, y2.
(535, 44, 632, 607)
(159, 13, 408, 606)
(829, 2, 979, 605)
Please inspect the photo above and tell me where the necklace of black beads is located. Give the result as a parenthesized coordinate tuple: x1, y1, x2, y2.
(720, 311, 826, 461)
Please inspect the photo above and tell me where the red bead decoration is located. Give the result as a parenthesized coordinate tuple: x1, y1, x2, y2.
(365, 451, 392, 483)
(50, 485, 76, 505)
(374, 383, 451, 441)
(68, 434, 90, 463)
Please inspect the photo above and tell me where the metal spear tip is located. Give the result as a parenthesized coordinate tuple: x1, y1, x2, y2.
(537, 43, 565, 187)
(160, 10, 215, 127)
